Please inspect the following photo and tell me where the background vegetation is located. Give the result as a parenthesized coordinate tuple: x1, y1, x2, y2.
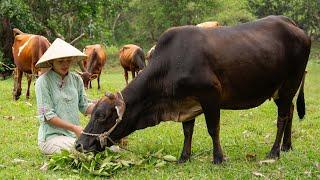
(1, 0, 319, 72)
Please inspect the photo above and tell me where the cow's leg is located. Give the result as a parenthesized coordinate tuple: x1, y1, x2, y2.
(281, 103, 294, 151)
(199, 97, 224, 164)
(13, 68, 23, 100)
(178, 119, 195, 163)
(132, 71, 136, 80)
(267, 98, 292, 159)
(89, 80, 92, 89)
(26, 74, 32, 99)
(124, 70, 128, 85)
(97, 75, 101, 90)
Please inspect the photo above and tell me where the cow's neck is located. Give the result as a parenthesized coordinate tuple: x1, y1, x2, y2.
(121, 68, 166, 132)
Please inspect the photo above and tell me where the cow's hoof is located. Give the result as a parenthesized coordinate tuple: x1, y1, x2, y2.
(177, 157, 190, 164)
(266, 151, 280, 159)
(281, 144, 292, 152)
(213, 156, 225, 164)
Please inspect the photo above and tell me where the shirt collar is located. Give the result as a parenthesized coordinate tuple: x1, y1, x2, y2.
(49, 69, 70, 88)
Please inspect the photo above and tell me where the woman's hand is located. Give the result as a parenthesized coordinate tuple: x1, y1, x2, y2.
(72, 125, 84, 138)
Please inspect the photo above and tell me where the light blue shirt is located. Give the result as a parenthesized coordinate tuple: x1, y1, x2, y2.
(35, 69, 89, 142)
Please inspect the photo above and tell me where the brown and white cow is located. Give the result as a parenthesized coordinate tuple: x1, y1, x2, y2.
(76, 16, 310, 164)
(119, 44, 145, 85)
(78, 44, 107, 89)
(12, 28, 50, 100)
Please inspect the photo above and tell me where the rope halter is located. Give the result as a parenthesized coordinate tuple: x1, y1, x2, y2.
(81, 117, 122, 148)
(81, 91, 125, 148)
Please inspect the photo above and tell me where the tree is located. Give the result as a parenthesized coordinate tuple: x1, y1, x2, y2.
(248, 0, 320, 37)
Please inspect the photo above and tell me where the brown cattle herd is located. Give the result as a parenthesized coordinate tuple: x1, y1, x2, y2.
(10, 21, 221, 99)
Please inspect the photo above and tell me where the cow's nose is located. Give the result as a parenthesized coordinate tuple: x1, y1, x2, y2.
(75, 143, 84, 152)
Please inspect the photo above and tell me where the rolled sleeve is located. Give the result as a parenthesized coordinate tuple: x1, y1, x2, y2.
(77, 76, 89, 114)
(35, 77, 57, 122)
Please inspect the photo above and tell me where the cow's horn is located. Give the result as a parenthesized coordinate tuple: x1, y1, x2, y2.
(115, 92, 125, 120)
(75, 70, 83, 75)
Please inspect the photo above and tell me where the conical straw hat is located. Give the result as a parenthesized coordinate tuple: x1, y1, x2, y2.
(36, 38, 87, 68)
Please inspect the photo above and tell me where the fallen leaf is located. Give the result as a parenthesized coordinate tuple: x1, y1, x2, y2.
(163, 155, 177, 162)
(259, 159, 276, 165)
(40, 162, 48, 171)
(155, 161, 166, 167)
(252, 171, 265, 177)
(315, 162, 320, 170)
(304, 170, 312, 177)
(12, 158, 26, 164)
(243, 130, 250, 138)
(3, 116, 15, 120)
(108, 145, 123, 153)
(246, 153, 257, 160)
(25, 102, 32, 106)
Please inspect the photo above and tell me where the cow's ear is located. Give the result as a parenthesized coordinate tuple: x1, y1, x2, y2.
(105, 92, 115, 99)
(115, 92, 125, 120)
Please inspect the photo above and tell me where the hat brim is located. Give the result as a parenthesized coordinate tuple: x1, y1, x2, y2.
(35, 38, 87, 68)
(35, 55, 86, 68)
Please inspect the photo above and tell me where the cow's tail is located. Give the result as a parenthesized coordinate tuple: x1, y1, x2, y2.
(296, 71, 306, 120)
(88, 49, 98, 72)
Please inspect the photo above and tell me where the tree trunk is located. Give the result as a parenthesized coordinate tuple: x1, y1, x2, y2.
(0, 18, 14, 64)
(112, 13, 121, 43)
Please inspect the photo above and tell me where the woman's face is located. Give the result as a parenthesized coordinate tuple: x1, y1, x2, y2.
(52, 58, 73, 76)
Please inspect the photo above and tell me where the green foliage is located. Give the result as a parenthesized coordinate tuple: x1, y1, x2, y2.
(0, 0, 40, 32)
(212, 0, 255, 25)
(47, 148, 177, 176)
(248, 0, 320, 37)
(0, 52, 14, 73)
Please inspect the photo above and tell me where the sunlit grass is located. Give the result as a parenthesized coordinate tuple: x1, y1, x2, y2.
(0, 50, 319, 179)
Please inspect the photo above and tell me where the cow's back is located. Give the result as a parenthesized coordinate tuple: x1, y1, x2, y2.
(85, 44, 107, 74)
(119, 44, 142, 70)
(12, 34, 50, 74)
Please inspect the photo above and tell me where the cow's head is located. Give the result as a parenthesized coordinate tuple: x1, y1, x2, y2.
(134, 49, 146, 72)
(76, 70, 98, 89)
(75, 92, 125, 152)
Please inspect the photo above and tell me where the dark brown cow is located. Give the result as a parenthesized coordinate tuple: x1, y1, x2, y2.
(76, 16, 310, 164)
(12, 28, 50, 100)
(78, 44, 107, 89)
(119, 44, 145, 85)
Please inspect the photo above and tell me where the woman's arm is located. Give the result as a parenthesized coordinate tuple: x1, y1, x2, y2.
(46, 117, 83, 137)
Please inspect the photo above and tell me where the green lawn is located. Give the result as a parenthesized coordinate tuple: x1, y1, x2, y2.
(0, 47, 319, 179)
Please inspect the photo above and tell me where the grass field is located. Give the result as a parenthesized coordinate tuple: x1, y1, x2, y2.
(0, 43, 319, 179)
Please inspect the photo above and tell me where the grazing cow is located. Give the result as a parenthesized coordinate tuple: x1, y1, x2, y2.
(196, 21, 220, 28)
(119, 44, 145, 85)
(12, 28, 50, 100)
(78, 44, 107, 89)
(76, 16, 310, 164)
